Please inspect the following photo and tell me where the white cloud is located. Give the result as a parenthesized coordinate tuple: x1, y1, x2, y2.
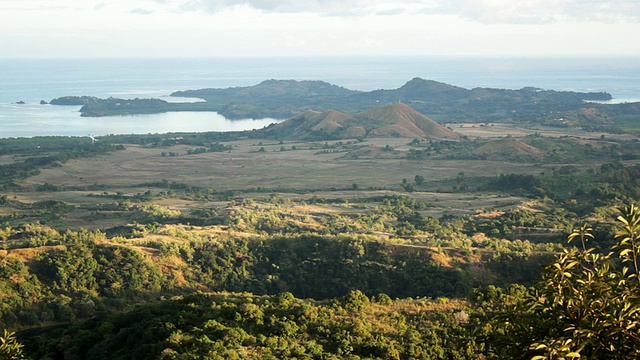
(128, 8, 154, 15)
(149, 0, 640, 23)
(2, 0, 638, 23)
(0, 0, 639, 57)
(434, 0, 640, 24)
(154, 0, 425, 16)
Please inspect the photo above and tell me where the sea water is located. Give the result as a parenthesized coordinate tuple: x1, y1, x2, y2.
(1, 56, 639, 138)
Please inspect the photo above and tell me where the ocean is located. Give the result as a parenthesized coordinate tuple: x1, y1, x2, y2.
(1, 56, 640, 138)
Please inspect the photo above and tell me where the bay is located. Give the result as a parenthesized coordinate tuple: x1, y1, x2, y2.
(1, 106, 279, 138)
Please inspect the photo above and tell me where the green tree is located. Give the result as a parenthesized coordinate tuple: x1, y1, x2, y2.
(0, 329, 26, 360)
(614, 204, 640, 283)
(493, 206, 640, 359)
(567, 223, 593, 252)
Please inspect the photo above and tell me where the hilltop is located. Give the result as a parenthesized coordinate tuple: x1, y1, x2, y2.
(262, 103, 461, 140)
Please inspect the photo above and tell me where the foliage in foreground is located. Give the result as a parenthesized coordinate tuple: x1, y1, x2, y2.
(0, 329, 25, 360)
(493, 205, 640, 359)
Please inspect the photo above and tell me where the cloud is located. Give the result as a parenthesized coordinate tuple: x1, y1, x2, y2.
(430, 0, 640, 24)
(0, 0, 72, 11)
(156, 0, 420, 15)
(150, 0, 640, 23)
(375, 8, 405, 16)
(128, 8, 154, 15)
(2, 0, 637, 24)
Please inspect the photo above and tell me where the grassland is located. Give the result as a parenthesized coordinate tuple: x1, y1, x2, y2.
(0, 137, 532, 228)
(19, 137, 545, 190)
(1, 120, 635, 231)
(451, 122, 637, 140)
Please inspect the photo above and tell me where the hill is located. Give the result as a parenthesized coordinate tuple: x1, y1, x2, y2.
(174, 79, 355, 101)
(262, 103, 462, 140)
(168, 77, 620, 124)
(173, 79, 356, 119)
(473, 139, 543, 161)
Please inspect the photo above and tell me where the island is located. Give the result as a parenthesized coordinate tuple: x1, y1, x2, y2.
(48, 77, 638, 129)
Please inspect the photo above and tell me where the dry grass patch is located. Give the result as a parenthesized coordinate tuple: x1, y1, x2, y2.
(476, 209, 506, 218)
(6, 245, 66, 262)
(388, 297, 468, 314)
(430, 251, 453, 267)
(452, 123, 638, 140)
(0, 154, 19, 166)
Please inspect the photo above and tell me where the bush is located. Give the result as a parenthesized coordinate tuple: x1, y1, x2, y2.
(493, 205, 640, 359)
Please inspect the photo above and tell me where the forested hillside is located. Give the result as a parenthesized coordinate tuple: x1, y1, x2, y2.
(3, 207, 638, 359)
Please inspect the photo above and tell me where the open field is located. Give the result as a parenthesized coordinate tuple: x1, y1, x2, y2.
(20, 137, 552, 192)
(4, 185, 526, 231)
(451, 122, 638, 140)
(211, 189, 525, 219)
(3, 120, 639, 232)
(0, 154, 17, 165)
(0, 135, 545, 230)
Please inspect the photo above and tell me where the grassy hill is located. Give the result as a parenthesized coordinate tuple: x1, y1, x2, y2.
(262, 103, 462, 140)
(472, 139, 544, 161)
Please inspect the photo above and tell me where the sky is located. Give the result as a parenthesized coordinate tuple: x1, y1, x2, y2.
(1, 0, 639, 58)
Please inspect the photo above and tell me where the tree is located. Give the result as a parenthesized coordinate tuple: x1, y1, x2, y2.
(614, 204, 640, 283)
(414, 175, 425, 185)
(493, 205, 640, 359)
(401, 183, 415, 193)
(567, 223, 593, 252)
(0, 329, 26, 360)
